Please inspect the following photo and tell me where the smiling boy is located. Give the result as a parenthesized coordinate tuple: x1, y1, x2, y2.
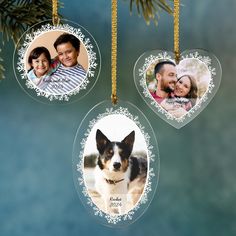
(44, 33, 86, 95)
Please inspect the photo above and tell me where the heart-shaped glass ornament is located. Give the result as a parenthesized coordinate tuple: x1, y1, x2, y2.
(134, 49, 222, 129)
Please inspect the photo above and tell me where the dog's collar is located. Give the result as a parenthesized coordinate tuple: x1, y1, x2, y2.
(105, 178, 124, 185)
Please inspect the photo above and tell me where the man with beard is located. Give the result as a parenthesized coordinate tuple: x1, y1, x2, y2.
(150, 61, 177, 104)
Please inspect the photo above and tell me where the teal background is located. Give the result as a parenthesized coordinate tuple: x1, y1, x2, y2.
(0, 0, 236, 235)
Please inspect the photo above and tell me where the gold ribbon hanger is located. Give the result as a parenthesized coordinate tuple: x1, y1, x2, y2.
(52, 0, 60, 26)
(111, 0, 118, 105)
(174, 0, 180, 64)
(111, 0, 180, 104)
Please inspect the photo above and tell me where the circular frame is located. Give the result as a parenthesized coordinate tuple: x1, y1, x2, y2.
(13, 19, 101, 104)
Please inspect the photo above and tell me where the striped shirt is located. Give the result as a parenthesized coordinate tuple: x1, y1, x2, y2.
(27, 60, 60, 89)
(42, 63, 86, 95)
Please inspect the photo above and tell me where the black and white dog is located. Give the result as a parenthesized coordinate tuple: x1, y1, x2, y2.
(94, 129, 147, 214)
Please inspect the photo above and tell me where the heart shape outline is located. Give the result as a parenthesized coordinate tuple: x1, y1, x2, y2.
(133, 49, 222, 129)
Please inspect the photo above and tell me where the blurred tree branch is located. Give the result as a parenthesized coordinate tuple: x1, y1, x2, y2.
(129, 0, 173, 25)
(0, 49, 5, 80)
(0, 0, 62, 80)
(0, 0, 172, 80)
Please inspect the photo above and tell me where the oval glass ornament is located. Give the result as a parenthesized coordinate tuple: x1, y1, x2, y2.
(134, 49, 222, 129)
(72, 100, 159, 226)
(13, 19, 101, 104)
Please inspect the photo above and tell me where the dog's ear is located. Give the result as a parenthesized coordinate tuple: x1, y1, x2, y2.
(121, 131, 135, 151)
(96, 129, 110, 154)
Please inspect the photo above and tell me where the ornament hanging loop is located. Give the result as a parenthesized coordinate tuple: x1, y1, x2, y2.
(52, 0, 60, 26)
(174, 0, 180, 64)
(53, 15, 60, 26)
(111, 94, 118, 105)
(111, 0, 118, 105)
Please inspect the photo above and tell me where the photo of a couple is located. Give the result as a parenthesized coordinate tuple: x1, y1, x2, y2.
(147, 59, 211, 118)
(26, 32, 88, 95)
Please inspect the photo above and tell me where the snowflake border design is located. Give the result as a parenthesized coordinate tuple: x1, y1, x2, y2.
(138, 51, 215, 123)
(17, 23, 98, 101)
(75, 106, 156, 225)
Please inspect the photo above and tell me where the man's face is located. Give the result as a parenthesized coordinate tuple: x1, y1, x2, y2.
(56, 42, 79, 67)
(157, 64, 177, 93)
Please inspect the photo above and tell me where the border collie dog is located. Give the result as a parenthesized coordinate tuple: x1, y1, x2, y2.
(94, 129, 146, 215)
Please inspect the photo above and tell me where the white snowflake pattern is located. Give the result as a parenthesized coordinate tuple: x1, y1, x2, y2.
(17, 23, 98, 101)
(139, 52, 172, 76)
(138, 52, 216, 123)
(74, 106, 156, 225)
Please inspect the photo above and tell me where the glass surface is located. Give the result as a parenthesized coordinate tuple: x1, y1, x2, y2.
(134, 49, 222, 128)
(13, 19, 101, 104)
(72, 100, 159, 227)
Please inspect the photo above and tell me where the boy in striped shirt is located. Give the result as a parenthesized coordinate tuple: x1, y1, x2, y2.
(43, 33, 86, 95)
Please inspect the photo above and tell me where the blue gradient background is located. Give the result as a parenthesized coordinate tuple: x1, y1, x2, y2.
(1, 0, 236, 235)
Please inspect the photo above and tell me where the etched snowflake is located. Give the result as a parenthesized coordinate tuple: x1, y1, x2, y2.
(138, 51, 216, 123)
(74, 106, 156, 225)
(139, 52, 172, 76)
(16, 23, 99, 101)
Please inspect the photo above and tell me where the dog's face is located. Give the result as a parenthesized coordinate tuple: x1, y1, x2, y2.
(96, 129, 135, 173)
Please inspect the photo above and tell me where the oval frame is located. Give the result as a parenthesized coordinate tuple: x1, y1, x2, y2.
(72, 100, 159, 226)
(13, 19, 101, 104)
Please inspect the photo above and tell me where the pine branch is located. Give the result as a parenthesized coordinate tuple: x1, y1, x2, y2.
(129, 0, 173, 25)
(0, 0, 62, 44)
(0, 0, 172, 81)
(0, 48, 5, 80)
(0, 0, 62, 80)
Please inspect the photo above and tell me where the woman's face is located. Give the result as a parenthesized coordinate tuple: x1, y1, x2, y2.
(31, 53, 50, 77)
(174, 76, 191, 97)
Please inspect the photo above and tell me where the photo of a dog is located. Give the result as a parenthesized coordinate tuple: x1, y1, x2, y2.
(83, 124, 148, 215)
